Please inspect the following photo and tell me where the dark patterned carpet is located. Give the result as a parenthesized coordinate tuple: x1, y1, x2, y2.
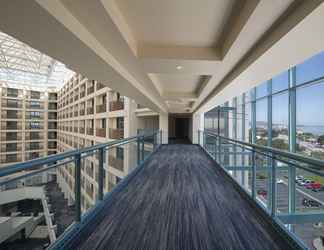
(71, 145, 295, 250)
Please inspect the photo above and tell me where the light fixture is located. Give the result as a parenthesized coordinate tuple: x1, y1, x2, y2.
(176, 65, 183, 70)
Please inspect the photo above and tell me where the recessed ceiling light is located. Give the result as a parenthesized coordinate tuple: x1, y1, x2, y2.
(176, 65, 183, 70)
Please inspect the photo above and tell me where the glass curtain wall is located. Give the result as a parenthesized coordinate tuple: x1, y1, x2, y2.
(204, 51, 324, 161)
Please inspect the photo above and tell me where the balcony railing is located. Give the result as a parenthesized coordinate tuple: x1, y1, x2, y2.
(25, 143, 43, 151)
(96, 83, 105, 90)
(80, 91, 86, 99)
(25, 114, 44, 120)
(87, 107, 94, 115)
(79, 127, 85, 134)
(1, 144, 22, 153)
(109, 100, 124, 111)
(87, 86, 94, 95)
(80, 109, 85, 116)
(25, 133, 43, 140)
(1, 101, 22, 108)
(96, 128, 106, 137)
(87, 128, 94, 136)
(74, 127, 78, 133)
(96, 104, 106, 113)
(109, 128, 124, 139)
(0, 131, 161, 248)
(2, 133, 22, 141)
(108, 155, 124, 171)
(1, 123, 22, 130)
(1, 112, 22, 119)
(0, 154, 22, 164)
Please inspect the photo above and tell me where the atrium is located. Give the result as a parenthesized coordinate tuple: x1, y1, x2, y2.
(0, 1, 324, 249)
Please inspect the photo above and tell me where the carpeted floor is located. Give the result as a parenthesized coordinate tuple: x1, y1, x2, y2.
(71, 145, 295, 250)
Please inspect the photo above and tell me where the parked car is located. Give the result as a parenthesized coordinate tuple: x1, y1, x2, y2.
(305, 182, 320, 190)
(277, 179, 284, 184)
(257, 189, 267, 196)
(312, 186, 324, 192)
(302, 198, 321, 207)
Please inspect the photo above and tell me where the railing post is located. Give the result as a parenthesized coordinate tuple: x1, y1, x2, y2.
(74, 153, 81, 222)
(198, 130, 200, 145)
(271, 156, 276, 217)
(218, 136, 221, 163)
(141, 136, 145, 162)
(251, 150, 256, 200)
(160, 130, 162, 145)
(214, 137, 217, 160)
(137, 137, 141, 165)
(98, 148, 104, 201)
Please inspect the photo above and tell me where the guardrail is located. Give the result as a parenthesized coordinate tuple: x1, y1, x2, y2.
(199, 130, 324, 249)
(0, 130, 163, 248)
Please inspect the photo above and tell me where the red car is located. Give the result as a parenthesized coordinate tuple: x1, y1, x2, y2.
(305, 182, 320, 190)
(257, 189, 267, 196)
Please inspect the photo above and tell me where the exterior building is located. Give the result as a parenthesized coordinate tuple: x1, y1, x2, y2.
(0, 83, 58, 167)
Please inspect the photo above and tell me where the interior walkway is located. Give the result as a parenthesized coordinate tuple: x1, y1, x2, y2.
(69, 145, 296, 250)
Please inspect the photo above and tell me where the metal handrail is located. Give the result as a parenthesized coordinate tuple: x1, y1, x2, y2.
(202, 130, 324, 168)
(0, 131, 160, 178)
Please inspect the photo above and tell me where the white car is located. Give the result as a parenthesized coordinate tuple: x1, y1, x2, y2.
(277, 179, 284, 184)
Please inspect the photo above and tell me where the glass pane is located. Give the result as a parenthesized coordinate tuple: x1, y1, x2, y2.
(296, 81, 324, 160)
(272, 71, 289, 93)
(245, 102, 251, 142)
(272, 92, 289, 150)
(256, 98, 268, 145)
(256, 81, 268, 98)
(296, 51, 324, 85)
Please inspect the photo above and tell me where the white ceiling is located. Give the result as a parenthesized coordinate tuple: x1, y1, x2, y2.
(1, 0, 320, 115)
(117, 0, 235, 47)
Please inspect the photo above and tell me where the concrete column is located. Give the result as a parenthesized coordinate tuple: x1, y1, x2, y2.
(159, 113, 168, 144)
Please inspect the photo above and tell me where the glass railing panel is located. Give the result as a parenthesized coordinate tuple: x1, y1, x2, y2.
(0, 163, 76, 249)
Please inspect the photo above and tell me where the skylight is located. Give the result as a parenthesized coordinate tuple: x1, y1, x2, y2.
(0, 32, 74, 90)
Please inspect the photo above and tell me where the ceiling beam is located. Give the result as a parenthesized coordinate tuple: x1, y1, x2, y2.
(217, 0, 260, 58)
(194, 0, 323, 113)
(138, 45, 221, 61)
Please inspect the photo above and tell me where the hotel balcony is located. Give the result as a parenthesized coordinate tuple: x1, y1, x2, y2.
(48, 113, 57, 120)
(1, 132, 22, 141)
(79, 127, 85, 134)
(48, 93, 57, 101)
(48, 132, 57, 140)
(96, 128, 106, 137)
(25, 124, 43, 130)
(3, 89, 19, 98)
(109, 128, 124, 139)
(96, 82, 105, 91)
(74, 127, 78, 133)
(1, 122, 22, 130)
(25, 152, 43, 161)
(25, 102, 44, 109)
(25, 132, 43, 140)
(48, 122, 57, 130)
(87, 86, 94, 95)
(80, 91, 86, 99)
(1, 99, 22, 109)
(86, 128, 94, 136)
(80, 109, 85, 116)
(0, 143, 22, 153)
(1, 111, 22, 119)
(25, 142, 43, 151)
(74, 111, 79, 117)
(25, 113, 44, 120)
(48, 141, 57, 150)
(96, 104, 106, 113)
(48, 103, 57, 110)
(87, 107, 94, 115)
(109, 100, 124, 112)
(0, 154, 22, 164)
(108, 155, 124, 171)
